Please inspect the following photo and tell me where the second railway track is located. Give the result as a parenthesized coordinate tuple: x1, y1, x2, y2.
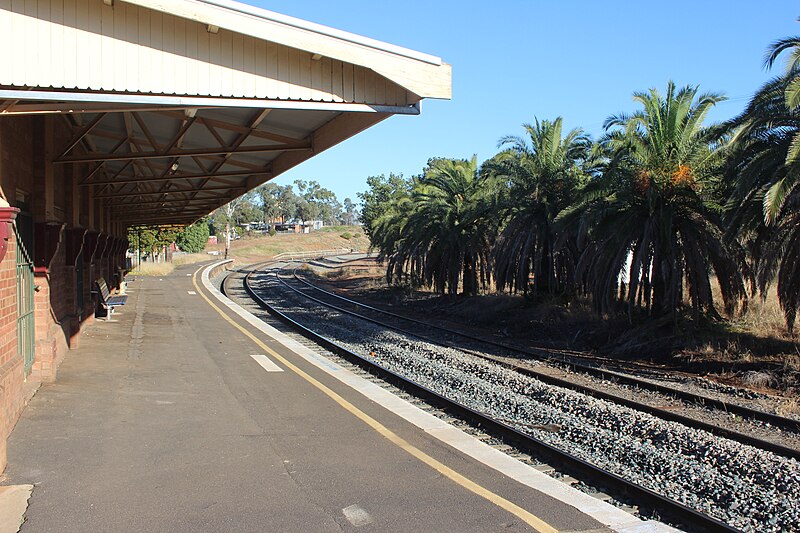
(278, 266, 800, 461)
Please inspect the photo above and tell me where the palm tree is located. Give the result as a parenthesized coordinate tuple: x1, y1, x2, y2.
(765, 22, 800, 157)
(373, 157, 497, 296)
(370, 183, 415, 284)
(489, 117, 593, 296)
(562, 82, 747, 321)
(727, 30, 800, 332)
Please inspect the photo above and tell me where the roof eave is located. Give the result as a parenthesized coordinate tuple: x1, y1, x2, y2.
(120, 0, 452, 100)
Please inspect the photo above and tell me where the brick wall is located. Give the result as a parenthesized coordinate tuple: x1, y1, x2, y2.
(0, 114, 130, 472)
(0, 234, 23, 471)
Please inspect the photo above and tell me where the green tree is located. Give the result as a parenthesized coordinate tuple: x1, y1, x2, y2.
(358, 173, 410, 239)
(294, 179, 340, 225)
(375, 157, 497, 296)
(342, 198, 357, 225)
(765, 21, 800, 167)
(210, 192, 257, 235)
(563, 82, 747, 321)
(236, 192, 262, 225)
(176, 219, 210, 253)
(489, 117, 593, 296)
(128, 227, 156, 255)
(727, 30, 800, 332)
(258, 183, 298, 223)
(127, 225, 179, 261)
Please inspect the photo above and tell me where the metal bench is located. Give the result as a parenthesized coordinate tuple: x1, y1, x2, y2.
(94, 277, 128, 320)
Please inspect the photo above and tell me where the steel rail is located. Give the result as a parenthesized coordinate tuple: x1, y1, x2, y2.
(237, 265, 737, 533)
(286, 266, 800, 434)
(271, 269, 800, 461)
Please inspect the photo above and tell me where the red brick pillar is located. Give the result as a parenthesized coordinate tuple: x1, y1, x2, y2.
(0, 208, 23, 472)
(30, 223, 68, 383)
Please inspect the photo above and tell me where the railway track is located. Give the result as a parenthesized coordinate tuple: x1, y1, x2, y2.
(299, 259, 800, 431)
(277, 267, 800, 461)
(221, 259, 800, 532)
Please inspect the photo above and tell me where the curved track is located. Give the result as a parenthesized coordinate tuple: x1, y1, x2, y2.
(230, 261, 761, 532)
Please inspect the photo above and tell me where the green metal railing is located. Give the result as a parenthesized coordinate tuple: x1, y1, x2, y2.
(15, 224, 34, 374)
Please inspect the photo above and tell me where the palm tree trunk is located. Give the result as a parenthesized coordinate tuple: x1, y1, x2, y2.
(462, 255, 476, 296)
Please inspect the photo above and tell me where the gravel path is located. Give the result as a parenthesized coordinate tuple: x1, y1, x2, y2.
(251, 270, 800, 532)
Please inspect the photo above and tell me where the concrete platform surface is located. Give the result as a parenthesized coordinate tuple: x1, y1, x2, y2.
(3, 262, 649, 532)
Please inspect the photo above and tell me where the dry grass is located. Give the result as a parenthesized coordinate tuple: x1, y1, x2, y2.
(734, 290, 793, 341)
(172, 253, 213, 266)
(130, 252, 210, 275)
(324, 266, 353, 280)
(130, 261, 174, 276)
(740, 370, 778, 389)
(708, 277, 793, 340)
(777, 397, 800, 416)
(324, 263, 385, 281)
(211, 225, 368, 264)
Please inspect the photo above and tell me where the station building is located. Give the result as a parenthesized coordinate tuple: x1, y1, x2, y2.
(0, 0, 450, 469)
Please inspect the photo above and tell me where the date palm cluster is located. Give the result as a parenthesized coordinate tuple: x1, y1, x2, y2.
(368, 28, 800, 333)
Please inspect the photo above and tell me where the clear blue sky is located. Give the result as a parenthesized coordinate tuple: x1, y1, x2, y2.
(253, 1, 799, 204)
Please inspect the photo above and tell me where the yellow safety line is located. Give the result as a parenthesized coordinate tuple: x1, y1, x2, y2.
(192, 267, 559, 533)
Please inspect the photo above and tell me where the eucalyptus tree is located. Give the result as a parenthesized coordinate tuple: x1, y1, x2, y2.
(294, 179, 340, 224)
(342, 198, 357, 225)
(375, 157, 498, 296)
(726, 29, 800, 332)
(562, 82, 747, 321)
(258, 183, 297, 223)
(489, 117, 593, 296)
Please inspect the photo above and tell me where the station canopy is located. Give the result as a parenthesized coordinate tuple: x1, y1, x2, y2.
(0, 0, 451, 226)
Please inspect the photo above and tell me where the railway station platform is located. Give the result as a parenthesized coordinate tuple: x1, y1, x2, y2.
(3, 262, 667, 532)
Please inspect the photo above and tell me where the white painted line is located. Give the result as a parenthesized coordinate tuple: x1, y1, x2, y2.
(250, 354, 283, 372)
(187, 291, 197, 295)
(200, 262, 672, 533)
(342, 505, 373, 527)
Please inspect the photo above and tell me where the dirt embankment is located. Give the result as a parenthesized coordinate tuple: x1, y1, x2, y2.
(218, 226, 369, 265)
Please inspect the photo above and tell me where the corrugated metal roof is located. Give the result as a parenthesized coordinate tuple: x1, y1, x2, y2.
(0, 0, 451, 226)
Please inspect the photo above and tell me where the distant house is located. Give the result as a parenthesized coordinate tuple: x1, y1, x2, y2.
(272, 220, 324, 234)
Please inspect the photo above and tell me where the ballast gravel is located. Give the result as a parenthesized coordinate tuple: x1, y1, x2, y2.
(252, 272, 800, 532)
